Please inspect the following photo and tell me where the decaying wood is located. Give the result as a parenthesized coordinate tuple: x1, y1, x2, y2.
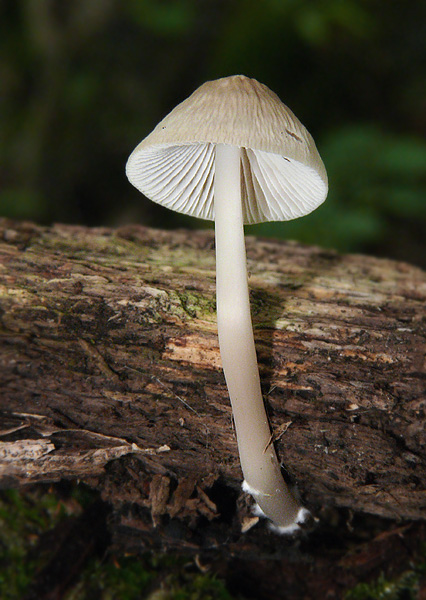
(0, 218, 425, 569)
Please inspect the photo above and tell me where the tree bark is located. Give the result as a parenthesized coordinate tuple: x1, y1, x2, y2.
(1, 219, 425, 594)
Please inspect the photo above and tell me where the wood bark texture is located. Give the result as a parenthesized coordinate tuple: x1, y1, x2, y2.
(0, 219, 425, 593)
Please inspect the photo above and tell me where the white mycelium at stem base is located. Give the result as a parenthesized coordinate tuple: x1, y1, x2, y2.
(214, 144, 309, 532)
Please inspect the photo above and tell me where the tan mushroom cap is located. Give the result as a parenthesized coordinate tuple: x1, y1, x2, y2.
(126, 75, 328, 225)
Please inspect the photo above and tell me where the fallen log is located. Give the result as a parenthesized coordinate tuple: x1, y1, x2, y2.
(0, 218, 425, 581)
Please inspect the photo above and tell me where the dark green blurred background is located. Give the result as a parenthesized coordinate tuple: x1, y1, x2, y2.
(1, 0, 425, 266)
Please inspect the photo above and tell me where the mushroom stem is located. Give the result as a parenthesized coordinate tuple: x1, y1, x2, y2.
(214, 143, 306, 531)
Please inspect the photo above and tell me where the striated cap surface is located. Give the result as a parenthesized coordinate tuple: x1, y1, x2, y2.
(126, 75, 328, 224)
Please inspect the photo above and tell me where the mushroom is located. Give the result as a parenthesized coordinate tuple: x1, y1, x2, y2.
(126, 75, 328, 533)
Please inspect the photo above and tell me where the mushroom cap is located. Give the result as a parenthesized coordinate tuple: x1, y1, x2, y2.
(126, 75, 328, 225)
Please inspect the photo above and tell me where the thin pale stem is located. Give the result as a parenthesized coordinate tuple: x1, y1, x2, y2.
(214, 143, 305, 531)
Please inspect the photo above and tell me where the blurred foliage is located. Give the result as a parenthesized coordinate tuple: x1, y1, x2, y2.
(0, 0, 425, 265)
(250, 125, 426, 258)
